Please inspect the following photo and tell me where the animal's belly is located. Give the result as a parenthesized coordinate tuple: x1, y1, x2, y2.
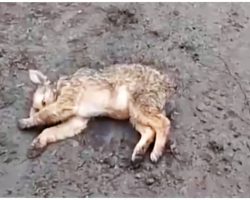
(107, 109, 129, 120)
(108, 85, 130, 120)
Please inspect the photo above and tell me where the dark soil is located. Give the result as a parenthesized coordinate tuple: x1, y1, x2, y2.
(1, 3, 250, 197)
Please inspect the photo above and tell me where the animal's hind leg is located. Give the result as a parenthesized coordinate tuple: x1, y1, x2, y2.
(131, 121, 155, 162)
(149, 114, 171, 162)
(27, 116, 89, 158)
(129, 101, 171, 162)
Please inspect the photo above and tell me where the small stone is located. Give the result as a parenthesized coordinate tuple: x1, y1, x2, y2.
(169, 139, 178, 154)
(190, 134, 196, 139)
(144, 164, 153, 171)
(145, 177, 155, 185)
(224, 165, 231, 172)
(188, 96, 195, 101)
(216, 105, 223, 111)
(203, 126, 214, 132)
(179, 186, 187, 195)
(237, 183, 244, 193)
(0, 150, 7, 156)
(238, 160, 243, 165)
(9, 150, 17, 155)
(227, 110, 237, 117)
(135, 173, 142, 179)
(207, 93, 215, 100)
(71, 140, 79, 147)
(192, 53, 200, 62)
(77, 10, 82, 14)
(216, 171, 221, 175)
(196, 103, 206, 112)
(200, 152, 213, 162)
(6, 189, 12, 195)
(222, 152, 233, 162)
(228, 120, 237, 132)
(233, 132, 241, 138)
(204, 99, 211, 106)
(199, 116, 207, 123)
(214, 113, 220, 119)
(103, 156, 116, 168)
(173, 10, 179, 16)
(174, 124, 181, 129)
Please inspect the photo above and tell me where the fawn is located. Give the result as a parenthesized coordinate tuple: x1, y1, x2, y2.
(18, 64, 176, 162)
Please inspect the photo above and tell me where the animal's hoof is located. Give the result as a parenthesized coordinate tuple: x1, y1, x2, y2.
(150, 151, 162, 163)
(26, 147, 45, 159)
(131, 153, 144, 164)
(131, 145, 146, 163)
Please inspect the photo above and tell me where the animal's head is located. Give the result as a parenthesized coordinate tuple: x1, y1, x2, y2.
(29, 69, 57, 116)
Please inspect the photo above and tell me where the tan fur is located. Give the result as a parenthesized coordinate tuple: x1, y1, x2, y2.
(18, 64, 176, 162)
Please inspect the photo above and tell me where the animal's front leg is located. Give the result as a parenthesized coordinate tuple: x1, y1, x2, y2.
(27, 116, 89, 158)
(18, 101, 75, 130)
(29, 107, 36, 117)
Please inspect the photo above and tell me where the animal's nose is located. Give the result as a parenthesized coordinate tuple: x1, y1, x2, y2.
(34, 108, 40, 112)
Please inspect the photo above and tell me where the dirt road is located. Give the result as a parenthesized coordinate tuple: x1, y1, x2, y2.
(0, 3, 250, 197)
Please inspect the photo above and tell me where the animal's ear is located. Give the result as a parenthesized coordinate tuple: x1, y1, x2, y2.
(29, 69, 48, 85)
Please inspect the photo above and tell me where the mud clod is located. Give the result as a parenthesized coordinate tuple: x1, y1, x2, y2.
(26, 147, 46, 159)
(208, 140, 224, 153)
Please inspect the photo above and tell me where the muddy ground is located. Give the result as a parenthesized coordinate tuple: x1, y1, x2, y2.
(0, 2, 250, 197)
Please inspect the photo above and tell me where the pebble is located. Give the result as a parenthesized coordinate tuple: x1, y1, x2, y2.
(103, 156, 116, 168)
(200, 152, 213, 162)
(173, 10, 180, 16)
(179, 186, 187, 195)
(203, 126, 214, 132)
(233, 132, 241, 138)
(144, 164, 153, 171)
(237, 183, 244, 193)
(145, 177, 155, 185)
(6, 189, 12, 195)
(223, 165, 231, 172)
(216, 105, 224, 111)
(70, 140, 79, 147)
(216, 171, 222, 175)
(228, 120, 237, 132)
(196, 103, 206, 112)
(199, 116, 207, 123)
(222, 152, 234, 162)
(207, 93, 215, 100)
(135, 173, 142, 179)
(188, 95, 195, 101)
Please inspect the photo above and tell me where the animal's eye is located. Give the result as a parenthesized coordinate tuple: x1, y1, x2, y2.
(42, 100, 46, 106)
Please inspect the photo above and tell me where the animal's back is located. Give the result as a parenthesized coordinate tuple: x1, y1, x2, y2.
(102, 64, 168, 89)
(102, 64, 175, 107)
(65, 64, 175, 110)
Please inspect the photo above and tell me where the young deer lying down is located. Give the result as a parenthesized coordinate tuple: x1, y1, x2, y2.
(18, 64, 176, 162)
